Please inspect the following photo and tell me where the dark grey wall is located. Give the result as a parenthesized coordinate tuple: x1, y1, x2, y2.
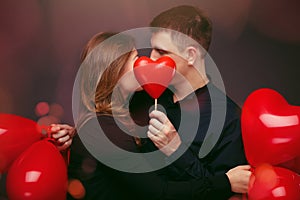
(1, 0, 299, 123)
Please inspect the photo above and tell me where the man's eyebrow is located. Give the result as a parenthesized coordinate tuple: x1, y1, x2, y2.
(153, 47, 171, 54)
(152, 46, 162, 50)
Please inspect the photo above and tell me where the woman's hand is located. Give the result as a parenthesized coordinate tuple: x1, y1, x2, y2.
(226, 165, 252, 194)
(147, 110, 181, 156)
(50, 124, 76, 151)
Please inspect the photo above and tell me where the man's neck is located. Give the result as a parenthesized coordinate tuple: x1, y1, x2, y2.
(172, 70, 209, 103)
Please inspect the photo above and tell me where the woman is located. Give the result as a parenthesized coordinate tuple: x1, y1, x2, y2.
(68, 32, 250, 200)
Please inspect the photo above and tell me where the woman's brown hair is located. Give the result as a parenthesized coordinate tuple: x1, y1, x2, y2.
(79, 32, 135, 117)
(77, 32, 141, 145)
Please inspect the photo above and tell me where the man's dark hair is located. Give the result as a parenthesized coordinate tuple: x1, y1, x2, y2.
(150, 5, 212, 51)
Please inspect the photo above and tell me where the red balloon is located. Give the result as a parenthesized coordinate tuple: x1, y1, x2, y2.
(6, 139, 68, 200)
(279, 156, 300, 175)
(248, 164, 300, 200)
(241, 88, 300, 167)
(0, 113, 44, 173)
(133, 56, 176, 99)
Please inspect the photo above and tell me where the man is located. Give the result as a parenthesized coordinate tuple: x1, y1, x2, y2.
(130, 5, 250, 199)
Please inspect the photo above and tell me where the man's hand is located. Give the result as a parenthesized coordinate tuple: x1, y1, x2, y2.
(147, 110, 181, 156)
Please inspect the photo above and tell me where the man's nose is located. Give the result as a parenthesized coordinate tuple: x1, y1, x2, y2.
(150, 50, 158, 60)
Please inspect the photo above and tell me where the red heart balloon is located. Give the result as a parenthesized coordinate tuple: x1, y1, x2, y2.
(248, 164, 300, 200)
(6, 139, 68, 200)
(0, 113, 44, 173)
(279, 156, 300, 175)
(133, 56, 176, 99)
(241, 88, 300, 167)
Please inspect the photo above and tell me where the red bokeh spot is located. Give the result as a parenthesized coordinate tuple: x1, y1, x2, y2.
(35, 102, 50, 117)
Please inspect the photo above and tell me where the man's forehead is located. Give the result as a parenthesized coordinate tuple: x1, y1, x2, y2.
(150, 31, 175, 50)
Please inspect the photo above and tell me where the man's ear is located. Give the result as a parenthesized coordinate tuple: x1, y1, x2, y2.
(185, 46, 197, 65)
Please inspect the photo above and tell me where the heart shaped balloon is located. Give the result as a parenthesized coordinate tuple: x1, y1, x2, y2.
(133, 56, 176, 99)
(248, 164, 300, 200)
(279, 156, 300, 174)
(6, 139, 68, 200)
(241, 88, 300, 167)
(0, 113, 45, 173)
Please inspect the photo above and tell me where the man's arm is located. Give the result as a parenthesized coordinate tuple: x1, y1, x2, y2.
(148, 110, 214, 179)
(148, 110, 251, 195)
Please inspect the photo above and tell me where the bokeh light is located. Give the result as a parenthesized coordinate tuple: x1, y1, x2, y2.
(35, 102, 64, 128)
(81, 158, 97, 175)
(37, 115, 60, 126)
(49, 103, 64, 119)
(35, 102, 50, 117)
(68, 179, 86, 199)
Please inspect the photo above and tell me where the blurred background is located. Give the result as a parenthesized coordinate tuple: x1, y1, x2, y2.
(0, 0, 299, 198)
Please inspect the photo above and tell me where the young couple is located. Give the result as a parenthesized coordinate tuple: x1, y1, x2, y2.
(54, 5, 251, 200)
